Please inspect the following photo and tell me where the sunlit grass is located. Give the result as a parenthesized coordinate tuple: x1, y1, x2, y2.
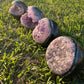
(0, 0, 84, 84)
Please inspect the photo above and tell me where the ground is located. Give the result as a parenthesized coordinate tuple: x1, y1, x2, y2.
(0, 0, 84, 84)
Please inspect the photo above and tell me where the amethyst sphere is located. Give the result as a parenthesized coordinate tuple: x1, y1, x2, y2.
(46, 36, 83, 76)
(20, 6, 43, 29)
(32, 18, 59, 47)
(9, 0, 27, 17)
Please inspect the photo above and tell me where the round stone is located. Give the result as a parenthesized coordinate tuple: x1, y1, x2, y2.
(20, 13, 38, 29)
(32, 18, 51, 43)
(27, 6, 43, 23)
(9, 5, 24, 16)
(46, 36, 76, 75)
(32, 18, 59, 47)
(9, 0, 27, 17)
(20, 6, 43, 29)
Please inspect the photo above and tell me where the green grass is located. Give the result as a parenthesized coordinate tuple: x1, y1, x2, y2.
(0, 0, 84, 84)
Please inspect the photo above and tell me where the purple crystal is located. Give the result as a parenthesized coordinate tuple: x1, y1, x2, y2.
(20, 6, 43, 29)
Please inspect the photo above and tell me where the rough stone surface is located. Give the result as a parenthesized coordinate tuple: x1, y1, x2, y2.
(20, 6, 43, 29)
(32, 18, 51, 43)
(9, 5, 24, 16)
(27, 6, 43, 23)
(20, 13, 38, 29)
(9, 0, 27, 16)
(46, 36, 76, 75)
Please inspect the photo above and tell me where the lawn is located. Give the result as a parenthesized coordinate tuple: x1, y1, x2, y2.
(0, 0, 84, 84)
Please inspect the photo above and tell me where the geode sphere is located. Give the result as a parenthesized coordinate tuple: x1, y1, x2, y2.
(20, 6, 43, 29)
(9, 0, 27, 19)
(32, 18, 59, 47)
(46, 36, 84, 76)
